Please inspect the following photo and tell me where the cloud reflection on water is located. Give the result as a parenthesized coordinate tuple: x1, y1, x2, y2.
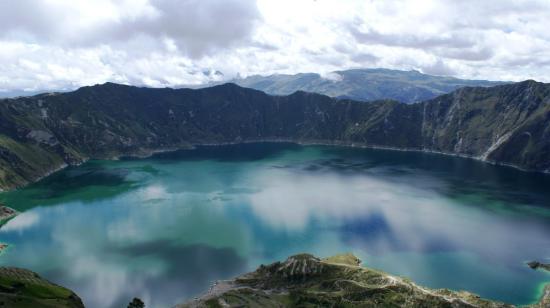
(246, 167, 550, 263)
(0, 194, 249, 308)
(1, 144, 549, 307)
(1, 211, 40, 232)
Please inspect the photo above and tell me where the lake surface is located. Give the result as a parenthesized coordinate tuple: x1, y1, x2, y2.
(0, 143, 549, 307)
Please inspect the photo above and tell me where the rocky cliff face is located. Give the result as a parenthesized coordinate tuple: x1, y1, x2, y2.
(0, 204, 17, 225)
(419, 80, 550, 171)
(178, 253, 549, 308)
(0, 81, 548, 190)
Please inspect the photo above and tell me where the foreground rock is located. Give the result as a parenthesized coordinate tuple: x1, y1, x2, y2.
(0, 204, 17, 224)
(0, 204, 17, 254)
(178, 253, 549, 308)
(0, 267, 84, 308)
(527, 261, 550, 272)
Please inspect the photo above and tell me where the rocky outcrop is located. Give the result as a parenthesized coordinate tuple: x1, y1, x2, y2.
(0, 204, 17, 223)
(26, 130, 59, 146)
(0, 204, 15, 253)
(527, 261, 550, 272)
(0, 81, 549, 191)
(419, 80, 550, 171)
(178, 253, 549, 308)
(0, 267, 84, 308)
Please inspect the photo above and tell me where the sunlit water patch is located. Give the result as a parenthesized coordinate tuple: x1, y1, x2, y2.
(1, 143, 549, 307)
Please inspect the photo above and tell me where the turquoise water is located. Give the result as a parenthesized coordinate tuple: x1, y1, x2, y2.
(0, 143, 549, 307)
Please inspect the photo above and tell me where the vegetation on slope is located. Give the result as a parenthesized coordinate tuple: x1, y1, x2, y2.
(180, 253, 550, 308)
(0, 80, 548, 191)
(0, 267, 84, 308)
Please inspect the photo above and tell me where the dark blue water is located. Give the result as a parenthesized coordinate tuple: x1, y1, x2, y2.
(0, 143, 549, 307)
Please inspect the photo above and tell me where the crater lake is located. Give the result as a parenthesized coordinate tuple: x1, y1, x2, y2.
(0, 143, 549, 307)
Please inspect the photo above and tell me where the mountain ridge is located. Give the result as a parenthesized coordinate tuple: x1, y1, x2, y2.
(0, 69, 511, 102)
(227, 68, 508, 103)
(0, 80, 548, 191)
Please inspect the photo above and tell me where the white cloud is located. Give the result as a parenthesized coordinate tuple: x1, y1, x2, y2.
(1, 0, 550, 92)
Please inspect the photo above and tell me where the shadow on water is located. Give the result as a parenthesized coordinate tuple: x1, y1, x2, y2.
(318, 146, 550, 213)
(132, 142, 304, 163)
(0, 162, 162, 210)
(339, 212, 459, 254)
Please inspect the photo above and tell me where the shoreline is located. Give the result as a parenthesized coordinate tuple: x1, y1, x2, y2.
(179, 253, 550, 307)
(0, 139, 548, 193)
(187, 138, 550, 174)
(534, 282, 550, 305)
(1, 142, 549, 306)
(0, 204, 18, 223)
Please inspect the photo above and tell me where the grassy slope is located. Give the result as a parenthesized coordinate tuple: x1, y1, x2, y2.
(0, 135, 66, 189)
(0, 267, 84, 308)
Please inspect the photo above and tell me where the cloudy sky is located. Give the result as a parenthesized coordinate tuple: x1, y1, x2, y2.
(1, 0, 550, 92)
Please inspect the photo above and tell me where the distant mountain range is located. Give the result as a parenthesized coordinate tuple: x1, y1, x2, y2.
(0, 80, 548, 190)
(0, 89, 57, 99)
(1, 68, 506, 104)
(228, 68, 507, 103)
